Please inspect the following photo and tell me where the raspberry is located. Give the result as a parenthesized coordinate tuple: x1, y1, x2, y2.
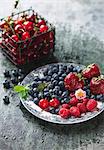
(83, 98, 89, 105)
(77, 103, 87, 113)
(70, 93, 75, 98)
(61, 104, 70, 109)
(49, 98, 60, 108)
(69, 97, 78, 106)
(86, 99, 97, 111)
(70, 106, 80, 117)
(38, 99, 49, 109)
(59, 108, 70, 119)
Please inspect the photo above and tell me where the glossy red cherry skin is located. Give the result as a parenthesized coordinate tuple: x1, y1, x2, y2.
(22, 32, 30, 40)
(40, 25, 48, 32)
(23, 21, 33, 31)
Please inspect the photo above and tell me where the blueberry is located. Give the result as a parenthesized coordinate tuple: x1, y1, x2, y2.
(63, 98, 70, 103)
(49, 107, 55, 114)
(33, 98, 39, 105)
(58, 90, 62, 96)
(59, 77, 64, 81)
(61, 73, 66, 78)
(11, 78, 19, 85)
(58, 71, 63, 77)
(75, 66, 82, 73)
(31, 82, 37, 88)
(62, 91, 69, 98)
(38, 92, 43, 99)
(3, 96, 10, 104)
(49, 89, 53, 94)
(58, 81, 64, 88)
(47, 70, 53, 76)
(34, 76, 40, 82)
(44, 88, 49, 93)
(43, 68, 48, 75)
(12, 69, 19, 77)
(51, 95, 58, 98)
(73, 67, 77, 72)
(46, 76, 51, 82)
(55, 86, 60, 90)
(52, 67, 58, 73)
(67, 65, 74, 72)
(55, 108, 60, 114)
(52, 73, 59, 80)
(86, 89, 91, 97)
(48, 83, 54, 89)
(3, 80, 11, 89)
(90, 95, 96, 99)
(53, 88, 59, 95)
(96, 94, 104, 101)
(18, 75, 24, 82)
(52, 80, 58, 86)
(63, 65, 67, 70)
(4, 70, 11, 78)
(28, 90, 34, 97)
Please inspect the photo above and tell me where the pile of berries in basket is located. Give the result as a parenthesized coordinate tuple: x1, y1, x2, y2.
(0, 9, 55, 65)
(28, 63, 104, 119)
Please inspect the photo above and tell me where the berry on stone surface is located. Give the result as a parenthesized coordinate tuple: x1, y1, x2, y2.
(3, 70, 11, 78)
(3, 80, 11, 89)
(3, 96, 10, 104)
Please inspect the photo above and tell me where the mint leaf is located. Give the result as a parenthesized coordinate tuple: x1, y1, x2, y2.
(14, 85, 26, 92)
(19, 90, 28, 100)
(37, 83, 48, 92)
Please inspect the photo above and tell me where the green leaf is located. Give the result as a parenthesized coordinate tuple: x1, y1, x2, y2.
(37, 83, 48, 92)
(14, 85, 26, 92)
(19, 90, 28, 100)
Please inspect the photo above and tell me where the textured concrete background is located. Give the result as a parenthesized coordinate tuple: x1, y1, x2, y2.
(0, 0, 104, 150)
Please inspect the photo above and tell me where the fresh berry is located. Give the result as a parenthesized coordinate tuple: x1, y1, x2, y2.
(14, 24, 24, 33)
(37, 19, 46, 27)
(23, 21, 33, 31)
(64, 73, 84, 91)
(90, 76, 104, 94)
(82, 64, 100, 79)
(40, 25, 48, 32)
(3, 96, 10, 104)
(82, 98, 89, 105)
(3, 80, 11, 89)
(69, 97, 78, 106)
(86, 99, 97, 111)
(22, 31, 30, 40)
(70, 106, 80, 117)
(3, 70, 11, 78)
(33, 98, 39, 105)
(11, 35, 19, 42)
(38, 99, 49, 109)
(77, 103, 87, 113)
(49, 98, 60, 108)
(59, 108, 70, 119)
(61, 104, 70, 109)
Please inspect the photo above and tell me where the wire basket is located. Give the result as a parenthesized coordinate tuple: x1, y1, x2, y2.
(0, 8, 55, 66)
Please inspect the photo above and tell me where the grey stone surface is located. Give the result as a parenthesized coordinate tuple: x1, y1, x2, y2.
(0, 0, 104, 150)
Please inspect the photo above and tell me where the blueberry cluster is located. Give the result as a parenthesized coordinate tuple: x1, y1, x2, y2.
(3, 69, 24, 89)
(28, 64, 82, 106)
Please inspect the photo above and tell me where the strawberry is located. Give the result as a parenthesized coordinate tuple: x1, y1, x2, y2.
(86, 99, 97, 111)
(38, 99, 49, 109)
(90, 76, 104, 94)
(64, 73, 84, 91)
(70, 106, 80, 117)
(77, 103, 87, 113)
(49, 98, 60, 108)
(82, 64, 100, 79)
(59, 108, 70, 119)
(61, 104, 70, 109)
(69, 97, 78, 106)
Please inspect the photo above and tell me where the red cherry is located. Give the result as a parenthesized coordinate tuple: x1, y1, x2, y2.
(59, 108, 70, 119)
(37, 19, 46, 27)
(22, 32, 30, 40)
(14, 18, 24, 26)
(69, 97, 78, 106)
(49, 98, 60, 108)
(12, 35, 19, 42)
(61, 104, 70, 109)
(70, 106, 80, 117)
(38, 99, 49, 109)
(86, 99, 97, 111)
(77, 103, 87, 113)
(24, 21, 33, 31)
(40, 25, 48, 32)
(15, 24, 24, 33)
